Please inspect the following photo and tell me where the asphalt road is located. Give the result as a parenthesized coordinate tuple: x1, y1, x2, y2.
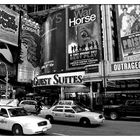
(0, 117, 140, 136)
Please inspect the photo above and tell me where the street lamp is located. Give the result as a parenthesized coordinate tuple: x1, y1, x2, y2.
(0, 62, 8, 99)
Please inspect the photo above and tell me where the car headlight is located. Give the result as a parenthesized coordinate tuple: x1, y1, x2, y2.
(38, 121, 47, 126)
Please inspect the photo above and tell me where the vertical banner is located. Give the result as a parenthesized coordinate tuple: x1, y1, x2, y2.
(40, 9, 66, 74)
(0, 5, 20, 79)
(117, 5, 140, 61)
(17, 16, 41, 83)
(0, 5, 20, 46)
(66, 5, 101, 70)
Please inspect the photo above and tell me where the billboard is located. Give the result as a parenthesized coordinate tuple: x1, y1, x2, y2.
(40, 9, 66, 74)
(0, 5, 20, 46)
(17, 16, 41, 83)
(117, 5, 140, 61)
(66, 5, 101, 70)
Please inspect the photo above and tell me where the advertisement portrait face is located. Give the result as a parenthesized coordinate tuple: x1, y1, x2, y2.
(18, 16, 41, 83)
(117, 5, 140, 61)
(67, 5, 101, 70)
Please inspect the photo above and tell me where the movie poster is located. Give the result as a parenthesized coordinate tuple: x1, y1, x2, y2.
(40, 9, 66, 74)
(117, 5, 140, 61)
(66, 5, 101, 70)
(0, 5, 20, 78)
(0, 5, 20, 46)
(17, 16, 41, 83)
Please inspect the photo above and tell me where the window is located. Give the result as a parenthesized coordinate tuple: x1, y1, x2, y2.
(52, 106, 64, 112)
(127, 101, 136, 106)
(136, 101, 140, 105)
(53, 108, 63, 112)
(0, 108, 8, 117)
(29, 101, 36, 105)
(21, 101, 28, 105)
(65, 109, 75, 113)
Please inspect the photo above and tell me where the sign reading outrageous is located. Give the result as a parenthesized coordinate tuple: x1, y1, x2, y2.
(111, 60, 140, 71)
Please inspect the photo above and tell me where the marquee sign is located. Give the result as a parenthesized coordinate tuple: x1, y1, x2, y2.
(33, 71, 85, 86)
(111, 60, 140, 72)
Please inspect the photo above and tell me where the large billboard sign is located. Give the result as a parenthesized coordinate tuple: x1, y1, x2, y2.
(17, 16, 41, 83)
(66, 5, 101, 70)
(40, 9, 66, 74)
(117, 5, 140, 61)
(0, 5, 20, 46)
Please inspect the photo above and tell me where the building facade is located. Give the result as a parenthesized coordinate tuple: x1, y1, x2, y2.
(32, 4, 140, 109)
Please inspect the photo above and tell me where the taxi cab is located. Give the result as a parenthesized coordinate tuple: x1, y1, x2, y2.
(0, 106, 52, 135)
(39, 104, 105, 126)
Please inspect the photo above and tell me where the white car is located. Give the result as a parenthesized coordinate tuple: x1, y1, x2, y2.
(0, 106, 52, 135)
(19, 100, 49, 114)
(39, 105, 105, 126)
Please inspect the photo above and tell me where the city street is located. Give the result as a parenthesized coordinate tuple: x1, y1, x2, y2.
(1, 117, 140, 136)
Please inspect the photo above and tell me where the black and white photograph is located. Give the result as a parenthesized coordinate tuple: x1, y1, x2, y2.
(0, 1, 140, 138)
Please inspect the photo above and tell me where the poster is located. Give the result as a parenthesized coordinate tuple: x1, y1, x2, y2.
(117, 5, 140, 61)
(17, 16, 41, 83)
(0, 5, 20, 46)
(66, 5, 101, 70)
(40, 9, 66, 74)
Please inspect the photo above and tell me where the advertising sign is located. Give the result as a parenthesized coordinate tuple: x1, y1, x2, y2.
(17, 16, 41, 83)
(0, 5, 20, 46)
(33, 71, 85, 87)
(40, 9, 66, 74)
(117, 5, 140, 61)
(66, 5, 101, 70)
(111, 60, 140, 72)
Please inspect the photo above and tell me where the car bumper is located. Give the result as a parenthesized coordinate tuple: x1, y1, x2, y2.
(90, 118, 105, 125)
(23, 123, 52, 135)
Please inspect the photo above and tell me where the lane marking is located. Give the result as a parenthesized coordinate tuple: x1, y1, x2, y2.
(52, 133, 68, 136)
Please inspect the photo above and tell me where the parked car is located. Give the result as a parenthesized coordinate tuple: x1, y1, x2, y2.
(103, 100, 140, 120)
(0, 99, 19, 106)
(0, 106, 52, 135)
(18, 100, 49, 114)
(39, 104, 105, 126)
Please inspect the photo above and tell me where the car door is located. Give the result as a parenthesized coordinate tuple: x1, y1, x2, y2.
(125, 100, 137, 116)
(0, 108, 9, 130)
(51, 106, 64, 121)
(134, 100, 140, 116)
(63, 108, 77, 122)
(29, 101, 37, 113)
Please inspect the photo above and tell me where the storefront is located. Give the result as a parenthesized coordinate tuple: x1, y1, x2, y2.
(33, 71, 91, 106)
(104, 60, 140, 105)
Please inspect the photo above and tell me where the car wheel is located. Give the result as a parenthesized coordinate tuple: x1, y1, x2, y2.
(12, 124, 23, 135)
(45, 115, 54, 123)
(80, 118, 90, 126)
(110, 112, 118, 120)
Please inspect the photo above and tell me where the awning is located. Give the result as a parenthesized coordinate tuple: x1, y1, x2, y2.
(64, 85, 90, 93)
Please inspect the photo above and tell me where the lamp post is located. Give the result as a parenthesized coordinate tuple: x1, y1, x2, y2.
(0, 62, 8, 99)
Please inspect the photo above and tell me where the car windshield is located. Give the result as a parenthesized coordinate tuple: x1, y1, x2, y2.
(8, 108, 28, 117)
(72, 106, 85, 113)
